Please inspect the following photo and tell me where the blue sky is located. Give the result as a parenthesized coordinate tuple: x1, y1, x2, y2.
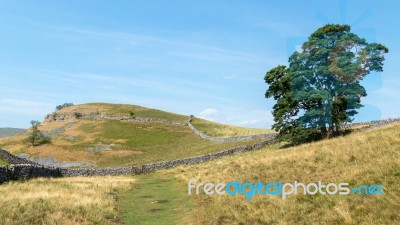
(0, 0, 399, 128)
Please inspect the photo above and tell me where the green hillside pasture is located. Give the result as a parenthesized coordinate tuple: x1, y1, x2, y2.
(191, 117, 274, 137)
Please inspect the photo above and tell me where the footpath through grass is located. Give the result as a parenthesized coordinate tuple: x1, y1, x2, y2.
(119, 173, 192, 225)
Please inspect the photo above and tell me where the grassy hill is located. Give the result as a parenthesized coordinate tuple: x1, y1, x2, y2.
(0, 103, 271, 168)
(190, 117, 274, 137)
(0, 128, 24, 138)
(162, 123, 400, 224)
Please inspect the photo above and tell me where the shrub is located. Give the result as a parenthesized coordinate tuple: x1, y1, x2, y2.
(27, 120, 51, 146)
(129, 111, 136, 118)
(56, 103, 74, 111)
(74, 112, 83, 119)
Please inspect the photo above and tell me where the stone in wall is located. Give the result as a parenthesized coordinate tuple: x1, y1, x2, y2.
(0, 148, 37, 165)
(0, 166, 8, 184)
(60, 166, 138, 177)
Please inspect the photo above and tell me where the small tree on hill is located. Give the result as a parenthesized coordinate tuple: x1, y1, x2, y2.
(27, 120, 50, 146)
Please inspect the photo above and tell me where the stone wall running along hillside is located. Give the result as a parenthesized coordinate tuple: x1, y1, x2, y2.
(0, 148, 37, 165)
(0, 163, 140, 184)
(44, 112, 186, 126)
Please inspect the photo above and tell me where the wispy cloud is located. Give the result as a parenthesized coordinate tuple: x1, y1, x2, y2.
(26, 20, 284, 67)
(198, 108, 218, 118)
(196, 107, 273, 128)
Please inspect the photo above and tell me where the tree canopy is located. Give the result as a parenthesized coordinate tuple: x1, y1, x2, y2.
(265, 24, 388, 144)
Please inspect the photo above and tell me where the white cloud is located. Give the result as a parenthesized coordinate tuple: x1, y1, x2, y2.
(198, 108, 218, 117)
(196, 107, 274, 129)
(238, 119, 264, 126)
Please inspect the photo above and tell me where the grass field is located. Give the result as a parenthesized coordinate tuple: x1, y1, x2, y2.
(160, 123, 400, 224)
(0, 176, 135, 225)
(0, 156, 9, 165)
(191, 117, 273, 137)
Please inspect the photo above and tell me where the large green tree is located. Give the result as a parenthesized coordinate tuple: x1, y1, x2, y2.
(265, 24, 388, 144)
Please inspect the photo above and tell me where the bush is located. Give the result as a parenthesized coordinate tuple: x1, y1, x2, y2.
(74, 112, 83, 119)
(129, 111, 135, 118)
(27, 120, 51, 146)
(56, 103, 74, 111)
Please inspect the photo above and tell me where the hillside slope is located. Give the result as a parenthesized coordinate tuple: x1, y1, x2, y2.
(0, 128, 24, 138)
(163, 123, 400, 224)
(0, 103, 271, 168)
(190, 117, 274, 137)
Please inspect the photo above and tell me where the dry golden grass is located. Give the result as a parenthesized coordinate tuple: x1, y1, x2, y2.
(24, 145, 94, 162)
(163, 124, 400, 224)
(0, 176, 135, 225)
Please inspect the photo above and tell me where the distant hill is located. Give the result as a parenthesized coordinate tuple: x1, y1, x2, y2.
(0, 128, 24, 138)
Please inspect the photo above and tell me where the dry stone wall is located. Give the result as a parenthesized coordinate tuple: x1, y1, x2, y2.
(0, 164, 61, 183)
(0, 148, 37, 165)
(45, 112, 186, 126)
(0, 166, 8, 184)
(347, 118, 400, 131)
(0, 163, 140, 184)
(60, 166, 138, 177)
(141, 138, 275, 172)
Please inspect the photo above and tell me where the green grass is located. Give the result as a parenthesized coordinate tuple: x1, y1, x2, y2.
(191, 117, 274, 137)
(0, 156, 9, 165)
(80, 120, 187, 147)
(79, 120, 263, 167)
(119, 173, 192, 224)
